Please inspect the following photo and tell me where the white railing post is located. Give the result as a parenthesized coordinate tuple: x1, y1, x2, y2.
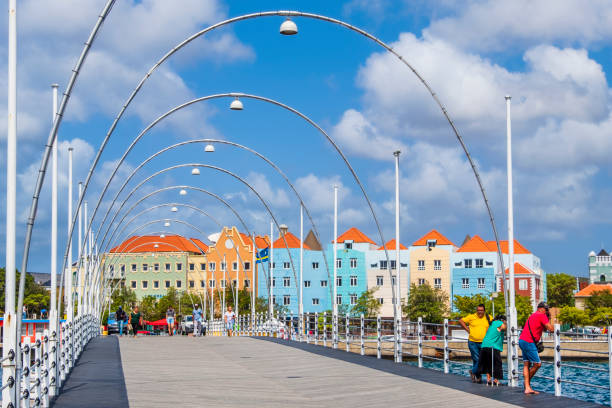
(48, 325, 58, 397)
(298, 313, 303, 342)
(60, 323, 67, 383)
(396, 315, 403, 363)
(34, 333, 42, 407)
(42, 329, 49, 407)
(444, 319, 449, 374)
(418, 317, 423, 368)
(333, 312, 338, 349)
(345, 313, 350, 352)
(377, 315, 381, 359)
(553, 323, 562, 397)
(323, 312, 327, 347)
(360, 314, 365, 356)
(22, 337, 31, 408)
(314, 312, 319, 345)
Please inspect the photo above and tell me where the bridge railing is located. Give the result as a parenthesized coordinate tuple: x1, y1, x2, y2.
(203, 312, 612, 407)
(3, 314, 99, 407)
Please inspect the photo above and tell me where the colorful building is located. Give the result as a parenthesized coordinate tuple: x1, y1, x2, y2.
(451, 235, 497, 310)
(589, 249, 612, 283)
(574, 283, 612, 310)
(332, 228, 370, 313)
(409, 230, 456, 304)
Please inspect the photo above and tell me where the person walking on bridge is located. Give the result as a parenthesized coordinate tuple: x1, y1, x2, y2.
(519, 302, 553, 395)
(193, 304, 203, 336)
(116, 306, 126, 337)
(130, 306, 143, 337)
(459, 304, 492, 383)
(166, 306, 176, 336)
(224, 305, 236, 337)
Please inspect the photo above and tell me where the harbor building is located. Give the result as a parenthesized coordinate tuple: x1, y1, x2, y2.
(365, 239, 409, 317)
(588, 249, 612, 283)
(451, 235, 497, 310)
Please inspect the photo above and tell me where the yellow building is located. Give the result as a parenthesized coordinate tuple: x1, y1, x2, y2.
(409, 230, 456, 303)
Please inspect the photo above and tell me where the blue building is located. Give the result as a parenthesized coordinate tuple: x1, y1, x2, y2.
(328, 241, 367, 313)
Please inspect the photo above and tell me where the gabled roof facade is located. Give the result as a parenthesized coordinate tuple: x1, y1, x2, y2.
(110, 235, 206, 254)
(273, 232, 310, 249)
(575, 283, 612, 297)
(378, 239, 407, 250)
(597, 249, 610, 257)
(412, 229, 455, 246)
(504, 262, 535, 275)
(487, 239, 531, 254)
(457, 235, 493, 253)
(333, 227, 377, 245)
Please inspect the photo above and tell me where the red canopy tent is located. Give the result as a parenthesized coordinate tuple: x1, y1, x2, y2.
(146, 318, 168, 326)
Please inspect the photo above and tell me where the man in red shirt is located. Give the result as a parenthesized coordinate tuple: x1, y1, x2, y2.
(519, 302, 554, 394)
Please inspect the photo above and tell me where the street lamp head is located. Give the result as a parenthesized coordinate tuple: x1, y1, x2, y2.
(154, 244, 159, 248)
(179, 189, 187, 196)
(230, 98, 243, 110)
(164, 221, 170, 227)
(505, 95, 512, 100)
(205, 144, 215, 153)
(160, 234, 165, 238)
(51, 83, 59, 89)
(280, 18, 298, 35)
(191, 167, 200, 175)
(393, 150, 401, 157)
(171, 206, 178, 212)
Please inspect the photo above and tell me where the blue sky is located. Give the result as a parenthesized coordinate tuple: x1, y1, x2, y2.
(2, 0, 612, 277)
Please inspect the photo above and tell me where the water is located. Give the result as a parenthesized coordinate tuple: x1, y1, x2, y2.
(405, 358, 610, 406)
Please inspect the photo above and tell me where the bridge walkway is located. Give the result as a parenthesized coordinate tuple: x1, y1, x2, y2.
(53, 335, 599, 408)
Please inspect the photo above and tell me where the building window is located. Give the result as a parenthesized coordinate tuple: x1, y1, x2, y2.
(244, 279, 250, 288)
(176, 263, 182, 271)
(220, 280, 226, 289)
(208, 280, 215, 288)
(221, 262, 226, 271)
(270, 278, 276, 288)
(462, 278, 469, 289)
(477, 278, 485, 289)
(209, 262, 216, 271)
(189, 263, 195, 271)
(165, 263, 171, 272)
(320, 280, 328, 287)
(200, 263, 206, 270)
(336, 294, 342, 305)
(434, 260, 441, 271)
(336, 258, 342, 268)
(131, 264, 137, 272)
(350, 276, 357, 287)
(154, 263, 159, 272)
(312, 262, 319, 269)
(142, 263, 148, 272)
(244, 262, 251, 271)
(312, 298, 320, 305)
(130, 281, 136, 289)
(464, 259, 473, 269)
(120, 265, 125, 273)
(475, 259, 483, 268)
(283, 295, 291, 305)
(272, 296, 276, 305)
(350, 294, 358, 305)
(345, 242, 352, 249)
(350, 258, 357, 268)
(378, 298, 384, 305)
(283, 262, 290, 269)
(336, 276, 342, 287)
(176, 280, 182, 288)
(272, 262, 276, 268)
(283, 277, 291, 287)
(519, 279, 528, 290)
(189, 280, 195, 288)
(434, 278, 442, 289)
(153, 280, 159, 289)
(232, 262, 238, 271)
(165, 280, 171, 288)
(304, 280, 311, 288)
(601, 274, 606, 282)
(232, 279, 237, 288)
(380, 260, 388, 270)
(200, 280, 205, 288)
(417, 260, 425, 270)
(418, 278, 426, 286)
(142, 280, 148, 289)
(376, 276, 384, 286)
(390, 260, 397, 270)
(391, 276, 396, 286)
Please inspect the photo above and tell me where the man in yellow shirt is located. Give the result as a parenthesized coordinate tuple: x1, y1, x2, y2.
(459, 304, 492, 383)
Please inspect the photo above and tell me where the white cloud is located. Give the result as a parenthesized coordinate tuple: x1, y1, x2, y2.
(294, 174, 349, 213)
(246, 172, 291, 209)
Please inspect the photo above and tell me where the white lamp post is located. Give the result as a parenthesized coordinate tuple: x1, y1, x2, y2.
(393, 150, 401, 362)
(333, 184, 338, 349)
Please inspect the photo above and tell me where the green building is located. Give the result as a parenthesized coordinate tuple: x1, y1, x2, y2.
(589, 249, 612, 283)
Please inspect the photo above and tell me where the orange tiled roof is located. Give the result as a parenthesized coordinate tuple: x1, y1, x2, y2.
(504, 262, 535, 275)
(378, 239, 407, 250)
(412, 229, 455, 246)
(333, 227, 377, 245)
(273, 232, 310, 249)
(457, 235, 494, 253)
(239, 232, 270, 249)
(487, 239, 531, 254)
(575, 283, 612, 297)
(110, 235, 205, 254)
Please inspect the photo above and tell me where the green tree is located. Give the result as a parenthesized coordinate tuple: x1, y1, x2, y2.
(452, 292, 533, 326)
(586, 290, 612, 310)
(547, 273, 576, 308)
(110, 286, 137, 313)
(589, 307, 612, 326)
(403, 283, 449, 324)
(24, 293, 49, 315)
(558, 306, 590, 328)
(352, 288, 381, 317)
(156, 287, 180, 318)
(0, 268, 47, 313)
(139, 295, 158, 321)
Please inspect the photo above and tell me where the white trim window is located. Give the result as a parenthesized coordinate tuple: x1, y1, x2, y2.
(320, 280, 328, 287)
(130, 280, 136, 289)
(176, 263, 182, 271)
(376, 276, 384, 286)
(418, 278, 426, 285)
(350, 294, 358, 305)
(283, 262, 290, 269)
(154, 263, 160, 272)
(176, 280, 182, 288)
(462, 278, 469, 289)
(350, 276, 357, 286)
(209, 262, 216, 271)
(464, 259, 473, 269)
(350, 258, 357, 268)
(154, 280, 160, 289)
(417, 260, 425, 271)
(189, 263, 195, 271)
(220, 279, 226, 289)
(232, 262, 238, 271)
(142, 263, 148, 272)
(131, 264, 137, 272)
(477, 278, 485, 289)
(336, 294, 342, 305)
(336, 276, 342, 287)
(283, 277, 291, 287)
(312, 262, 319, 269)
(142, 280, 148, 289)
(312, 298, 320, 305)
(434, 260, 441, 271)
(200, 263, 206, 271)
(434, 278, 442, 289)
(220, 262, 226, 271)
(208, 279, 215, 288)
(244, 279, 250, 288)
(283, 295, 291, 305)
(378, 298, 384, 305)
(165, 263, 171, 272)
(304, 280, 311, 288)
(475, 259, 484, 268)
(519, 279, 528, 290)
(336, 258, 342, 268)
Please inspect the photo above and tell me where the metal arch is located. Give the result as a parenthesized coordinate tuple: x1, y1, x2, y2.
(91, 137, 332, 301)
(95, 164, 300, 303)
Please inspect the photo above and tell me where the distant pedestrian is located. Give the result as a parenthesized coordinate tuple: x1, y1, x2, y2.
(22, 305, 27, 319)
(224, 306, 236, 336)
(519, 302, 554, 394)
(475, 315, 507, 386)
(459, 304, 492, 383)
(130, 306, 143, 337)
(193, 304, 203, 336)
(166, 306, 175, 336)
(116, 306, 126, 336)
